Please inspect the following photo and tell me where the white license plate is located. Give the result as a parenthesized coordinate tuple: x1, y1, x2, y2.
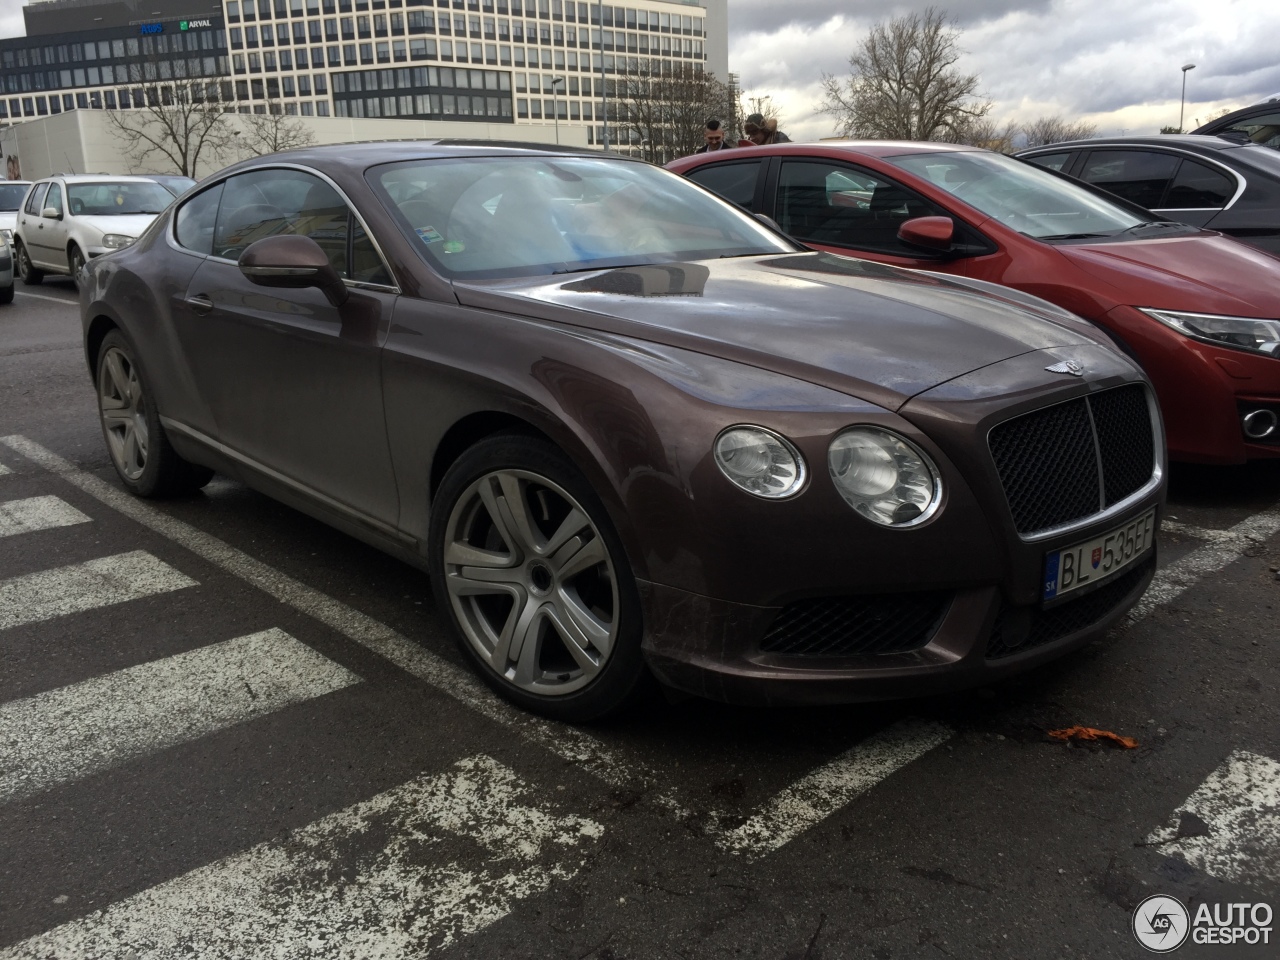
(1042, 509, 1156, 603)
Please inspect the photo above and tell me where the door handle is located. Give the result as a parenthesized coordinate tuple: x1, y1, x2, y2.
(184, 294, 214, 316)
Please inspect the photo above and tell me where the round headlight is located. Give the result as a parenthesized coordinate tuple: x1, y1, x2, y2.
(714, 426, 806, 499)
(828, 427, 941, 526)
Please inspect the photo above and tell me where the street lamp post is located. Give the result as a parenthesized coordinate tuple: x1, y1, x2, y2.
(552, 76, 564, 144)
(1179, 63, 1196, 133)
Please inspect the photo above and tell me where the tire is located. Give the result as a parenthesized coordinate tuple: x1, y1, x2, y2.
(68, 245, 86, 288)
(96, 329, 214, 497)
(0, 282, 12, 305)
(429, 433, 648, 722)
(15, 241, 43, 285)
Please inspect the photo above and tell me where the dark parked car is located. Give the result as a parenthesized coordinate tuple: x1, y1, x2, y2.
(1018, 134, 1280, 254)
(1192, 96, 1280, 150)
(670, 142, 1280, 465)
(81, 143, 1164, 720)
(143, 174, 198, 197)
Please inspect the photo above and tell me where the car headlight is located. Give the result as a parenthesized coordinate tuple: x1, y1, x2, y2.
(828, 427, 942, 527)
(101, 234, 137, 250)
(0, 228, 11, 244)
(1139, 308, 1280, 357)
(713, 425, 806, 499)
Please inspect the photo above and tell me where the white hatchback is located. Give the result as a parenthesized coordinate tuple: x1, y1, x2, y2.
(13, 175, 173, 286)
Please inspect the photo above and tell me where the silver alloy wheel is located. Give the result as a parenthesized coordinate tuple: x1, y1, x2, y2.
(442, 469, 620, 697)
(98, 346, 149, 481)
(17, 244, 33, 280)
(69, 247, 85, 281)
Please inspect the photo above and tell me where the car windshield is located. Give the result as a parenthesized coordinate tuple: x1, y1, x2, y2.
(371, 156, 795, 279)
(0, 183, 28, 211)
(66, 181, 173, 216)
(885, 150, 1151, 240)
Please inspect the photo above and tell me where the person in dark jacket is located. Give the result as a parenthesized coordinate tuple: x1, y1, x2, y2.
(694, 118, 731, 153)
(744, 113, 791, 145)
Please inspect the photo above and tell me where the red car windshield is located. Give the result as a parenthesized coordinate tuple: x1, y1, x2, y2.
(885, 151, 1151, 241)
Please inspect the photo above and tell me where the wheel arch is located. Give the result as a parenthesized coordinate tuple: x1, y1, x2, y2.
(84, 313, 120, 382)
(428, 410, 553, 501)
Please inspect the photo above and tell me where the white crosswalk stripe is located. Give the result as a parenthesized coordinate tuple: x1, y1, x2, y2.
(0, 496, 91, 539)
(717, 720, 953, 859)
(0, 628, 360, 805)
(0, 551, 195, 632)
(1146, 750, 1280, 893)
(0, 755, 602, 960)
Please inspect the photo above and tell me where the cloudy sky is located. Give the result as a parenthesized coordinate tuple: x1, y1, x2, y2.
(731, 0, 1280, 139)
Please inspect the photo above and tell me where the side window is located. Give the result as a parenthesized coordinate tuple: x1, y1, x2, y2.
(24, 182, 49, 216)
(1079, 150, 1179, 208)
(45, 184, 64, 218)
(351, 218, 393, 285)
(175, 182, 225, 255)
(1024, 152, 1072, 173)
(776, 160, 949, 255)
(1164, 160, 1235, 208)
(1220, 112, 1280, 150)
(685, 159, 763, 209)
(214, 168, 351, 276)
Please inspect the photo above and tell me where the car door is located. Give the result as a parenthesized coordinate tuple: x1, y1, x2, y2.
(40, 182, 70, 269)
(765, 158, 980, 271)
(18, 182, 54, 268)
(683, 157, 767, 212)
(174, 167, 402, 527)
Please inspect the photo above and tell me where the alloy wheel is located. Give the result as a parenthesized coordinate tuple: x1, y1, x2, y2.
(70, 247, 85, 282)
(442, 469, 620, 697)
(98, 346, 149, 481)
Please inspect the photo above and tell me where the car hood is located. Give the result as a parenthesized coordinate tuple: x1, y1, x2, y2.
(1054, 233, 1280, 316)
(453, 252, 1103, 410)
(73, 213, 158, 239)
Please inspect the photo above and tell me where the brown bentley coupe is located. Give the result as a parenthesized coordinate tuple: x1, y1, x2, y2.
(80, 143, 1165, 720)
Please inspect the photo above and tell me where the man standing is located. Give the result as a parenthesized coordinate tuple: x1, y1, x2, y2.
(693, 118, 730, 153)
(743, 113, 791, 145)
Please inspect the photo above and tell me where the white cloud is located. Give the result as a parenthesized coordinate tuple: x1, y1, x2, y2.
(729, 0, 1280, 141)
(0, 0, 26, 40)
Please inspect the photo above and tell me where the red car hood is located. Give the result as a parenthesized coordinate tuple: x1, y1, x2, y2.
(1056, 233, 1280, 317)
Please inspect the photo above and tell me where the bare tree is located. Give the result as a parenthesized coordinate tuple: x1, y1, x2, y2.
(1021, 115, 1098, 147)
(237, 101, 317, 157)
(103, 79, 235, 177)
(952, 116, 1021, 153)
(818, 7, 990, 141)
(615, 60, 737, 163)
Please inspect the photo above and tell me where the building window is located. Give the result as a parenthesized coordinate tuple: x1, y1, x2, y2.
(317, 101, 328, 115)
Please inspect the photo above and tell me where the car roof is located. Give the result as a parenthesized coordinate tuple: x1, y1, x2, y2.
(216, 139, 625, 174)
(1018, 134, 1249, 155)
(1193, 99, 1280, 133)
(41, 174, 172, 184)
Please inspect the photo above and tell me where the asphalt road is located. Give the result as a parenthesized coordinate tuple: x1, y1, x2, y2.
(1, 283, 1278, 959)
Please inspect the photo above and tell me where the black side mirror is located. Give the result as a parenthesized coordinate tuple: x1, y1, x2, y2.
(239, 235, 348, 307)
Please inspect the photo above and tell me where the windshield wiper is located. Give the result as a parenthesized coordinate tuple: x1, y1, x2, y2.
(1038, 232, 1115, 240)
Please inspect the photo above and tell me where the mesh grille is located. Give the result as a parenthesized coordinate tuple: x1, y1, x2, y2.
(989, 399, 1100, 534)
(989, 386, 1155, 535)
(986, 557, 1154, 659)
(760, 592, 952, 657)
(1091, 385, 1155, 506)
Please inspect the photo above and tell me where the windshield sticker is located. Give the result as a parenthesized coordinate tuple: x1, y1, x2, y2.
(442, 240, 466, 254)
(415, 225, 444, 244)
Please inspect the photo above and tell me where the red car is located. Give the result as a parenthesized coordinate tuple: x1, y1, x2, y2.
(669, 142, 1280, 464)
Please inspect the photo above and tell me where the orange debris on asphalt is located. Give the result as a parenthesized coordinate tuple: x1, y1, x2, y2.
(1047, 726, 1140, 749)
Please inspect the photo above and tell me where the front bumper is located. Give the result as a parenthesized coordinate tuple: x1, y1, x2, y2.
(639, 546, 1156, 705)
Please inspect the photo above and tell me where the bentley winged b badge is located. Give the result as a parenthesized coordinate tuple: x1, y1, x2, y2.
(1045, 359, 1084, 376)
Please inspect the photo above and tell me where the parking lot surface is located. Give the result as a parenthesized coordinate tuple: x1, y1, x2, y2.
(1, 285, 1278, 958)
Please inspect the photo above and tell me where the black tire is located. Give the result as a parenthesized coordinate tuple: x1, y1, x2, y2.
(95, 329, 214, 497)
(429, 433, 648, 722)
(0, 282, 12, 305)
(68, 245, 86, 288)
(15, 241, 43, 285)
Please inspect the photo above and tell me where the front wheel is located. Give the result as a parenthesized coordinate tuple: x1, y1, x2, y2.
(96, 329, 214, 497)
(68, 245, 86, 287)
(15, 241, 43, 285)
(429, 434, 647, 722)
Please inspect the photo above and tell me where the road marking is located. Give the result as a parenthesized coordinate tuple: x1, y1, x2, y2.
(13, 291, 77, 306)
(1146, 749, 1280, 892)
(1130, 506, 1280, 622)
(0, 550, 195, 632)
(717, 720, 953, 860)
(0, 755, 602, 959)
(0, 495, 91, 539)
(0, 628, 360, 805)
(0, 435, 647, 792)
